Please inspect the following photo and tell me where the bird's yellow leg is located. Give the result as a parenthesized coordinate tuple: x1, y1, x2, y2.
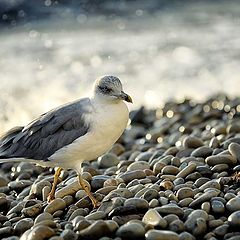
(47, 167, 63, 203)
(78, 174, 100, 208)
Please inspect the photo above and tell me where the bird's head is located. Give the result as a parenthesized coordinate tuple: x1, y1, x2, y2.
(93, 75, 133, 103)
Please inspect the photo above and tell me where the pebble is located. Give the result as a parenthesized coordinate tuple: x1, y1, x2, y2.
(191, 146, 213, 158)
(176, 163, 197, 178)
(119, 170, 146, 183)
(226, 196, 240, 212)
(228, 210, 240, 227)
(124, 198, 149, 210)
(176, 187, 194, 200)
(155, 204, 184, 217)
(34, 212, 53, 224)
(229, 142, 240, 162)
(22, 203, 43, 217)
(161, 166, 179, 175)
(44, 198, 66, 214)
(127, 161, 150, 171)
(85, 211, 106, 220)
(26, 225, 55, 240)
(205, 154, 237, 166)
(60, 229, 78, 240)
(55, 179, 89, 199)
(14, 218, 34, 235)
(78, 220, 111, 239)
(98, 153, 120, 168)
(183, 136, 204, 148)
(145, 230, 179, 240)
(211, 200, 225, 213)
(116, 222, 145, 239)
(142, 209, 167, 228)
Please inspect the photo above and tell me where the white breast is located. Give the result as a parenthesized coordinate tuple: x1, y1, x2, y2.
(49, 99, 129, 168)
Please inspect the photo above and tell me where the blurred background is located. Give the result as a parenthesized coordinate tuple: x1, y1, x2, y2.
(0, 0, 240, 133)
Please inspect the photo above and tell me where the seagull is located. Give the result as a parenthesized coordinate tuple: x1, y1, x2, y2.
(0, 75, 132, 208)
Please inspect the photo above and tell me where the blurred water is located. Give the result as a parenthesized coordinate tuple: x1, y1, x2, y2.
(0, 1, 240, 133)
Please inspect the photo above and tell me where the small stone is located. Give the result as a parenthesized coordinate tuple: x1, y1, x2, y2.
(8, 180, 32, 192)
(34, 212, 53, 225)
(161, 166, 179, 175)
(211, 200, 225, 214)
(142, 189, 159, 201)
(127, 161, 150, 171)
(30, 180, 51, 198)
(55, 179, 89, 199)
(124, 198, 149, 210)
(189, 190, 220, 208)
(60, 229, 77, 240)
(108, 143, 125, 156)
(179, 231, 196, 240)
(14, 218, 34, 235)
(199, 180, 220, 191)
(98, 153, 120, 168)
(146, 230, 179, 240)
(78, 220, 111, 239)
(228, 211, 240, 227)
(42, 186, 51, 202)
(191, 146, 213, 158)
(85, 211, 106, 220)
(44, 198, 66, 214)
(27, 226, 55, 240)
(142, 209, 167, 228)
(116, 222, 145, 239)
(0, 227, 14, 238)
(155, 204, 184, 217)
(176, 163, 197, 178)
(229, 143, 240, 162)
(0, 176, 9, 187)
(169, 219, 185, 233)
(135, 152, 153, 161)
(183, 136, 204, 148)
(226, 197, 240, 212)
(22, 203, 43, 217)
(176, 187, 194, 200)
(119, 170, 146, 183)
(206, 155, 237, 166)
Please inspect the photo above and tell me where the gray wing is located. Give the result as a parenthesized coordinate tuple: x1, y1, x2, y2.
(0, 98, 91, 160)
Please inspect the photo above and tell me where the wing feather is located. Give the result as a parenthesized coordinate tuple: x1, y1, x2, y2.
(0, 98, 92, 160)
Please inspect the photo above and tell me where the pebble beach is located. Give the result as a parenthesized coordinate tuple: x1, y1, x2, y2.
(1, 94, 240, 239)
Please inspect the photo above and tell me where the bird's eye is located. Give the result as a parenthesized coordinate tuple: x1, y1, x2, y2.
(99, 86, 111, 93)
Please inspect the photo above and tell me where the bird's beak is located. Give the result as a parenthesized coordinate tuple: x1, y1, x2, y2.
(119, 91, 133, 103)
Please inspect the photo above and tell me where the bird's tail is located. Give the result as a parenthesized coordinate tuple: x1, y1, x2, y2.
(0, 158, 51, 167)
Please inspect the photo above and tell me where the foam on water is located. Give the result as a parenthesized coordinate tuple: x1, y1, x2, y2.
(0, 1, 240, 133)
